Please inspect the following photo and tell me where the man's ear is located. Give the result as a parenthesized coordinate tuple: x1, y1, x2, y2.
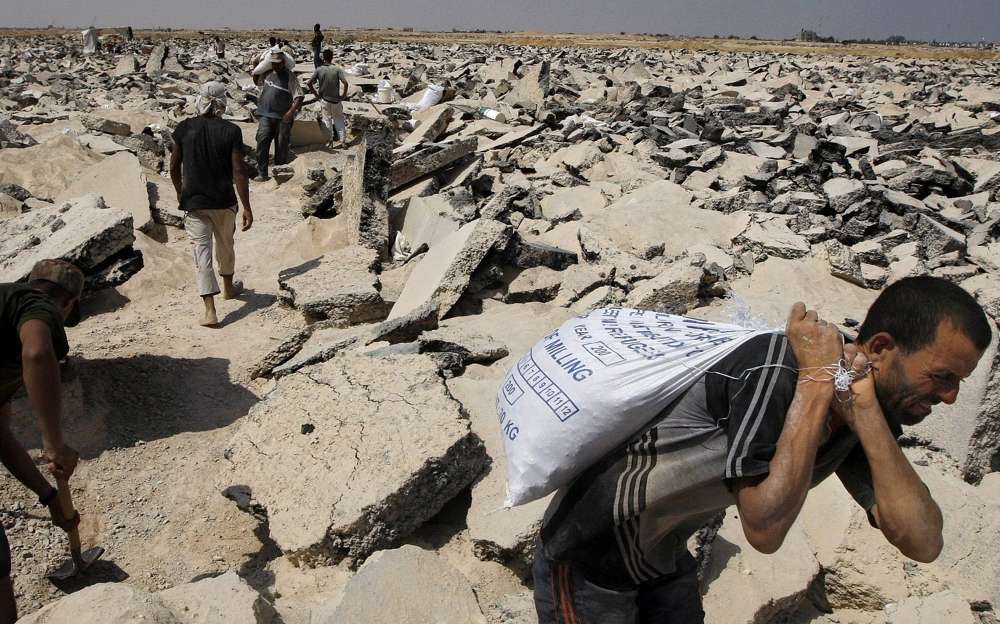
(865, 332, 896, 363)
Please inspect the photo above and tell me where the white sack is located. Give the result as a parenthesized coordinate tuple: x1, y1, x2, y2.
(252, 50, 295, 76)
(414, 84, 444, 111)
(498, 308, 770, 506)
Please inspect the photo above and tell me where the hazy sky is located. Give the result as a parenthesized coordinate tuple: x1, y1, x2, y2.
(8, 0, 1000, 43)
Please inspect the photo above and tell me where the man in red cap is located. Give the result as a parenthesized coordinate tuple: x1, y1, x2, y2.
(0, 259, 83, 623)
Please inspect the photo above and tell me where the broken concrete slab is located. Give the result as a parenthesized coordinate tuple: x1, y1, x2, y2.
(701, 508, 820, 624)
(18, 583, 178, 624)
(397, 193, 465, 252)
(224, 354, 488, 566)
(825, 240, 866, 287)
(505, 61, 550, 113)
(477, 124, 545, 152)
(417, 326, 508, 367)
(80, 114, 131, 136)
(885, 591, 977, 624)
(914, 214, 966, 260)
(550, 263, 615, 307)
(326, 546, 487, 624)
(504, 266, 563, 303)
(735, 218, 812, 260)
(580, 180, 747, 259)
(511, 237, 577, 270)
(113, 53, 140, 77)
(401, 104, 454, 146)
(0, 117, 38, 148)
(342, 133, 392, 260)
(389, 218, 511, 320)
(540, 186, 605, 222)
(258, 302, 440, 379)
(78, 133, 132, 155)
(55, 151, 153, 231)
(723, 255, 877, 330)
(822, 177, 868, 213)
(0, 193, 135, 284)
(277, 246, 387, 325)
(0, 134, 103, 200)
(390, 137, 477, 190)
(624, 262, 707, 314)
(533, 142, 605, 176)
(159, 572, 278, 624)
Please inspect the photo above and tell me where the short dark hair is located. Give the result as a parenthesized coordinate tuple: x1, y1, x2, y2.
(323, 49, 333, 61)
(269, 36, 277, 46)
(857, 276, 992, 353)
(314, 23, 321, 30)
(29, 279, 75, 306)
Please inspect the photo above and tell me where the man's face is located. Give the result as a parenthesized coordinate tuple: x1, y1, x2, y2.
(870, 320, 984, 426)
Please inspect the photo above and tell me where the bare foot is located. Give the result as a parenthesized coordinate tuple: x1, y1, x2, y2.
(222, 280, 244, 300)
(200, 310, 219, 327)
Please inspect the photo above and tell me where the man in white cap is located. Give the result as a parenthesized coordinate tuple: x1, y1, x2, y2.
(254, 49, 303, 181)
(169, 81, 254, 327)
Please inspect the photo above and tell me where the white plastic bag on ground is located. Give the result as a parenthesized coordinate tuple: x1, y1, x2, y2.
(497, 307, 770, 506)
(346, 63, 370, 76)
(413, 84, 444, 111)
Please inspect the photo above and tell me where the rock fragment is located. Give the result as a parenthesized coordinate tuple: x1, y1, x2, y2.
(327, 546, 487, 624)
(0, 193, 137, 287)
(80, 114, 132, 136)
(224, 354, 488, 566)
(389, 218, 511, 320)
(277, 246, 387, 325)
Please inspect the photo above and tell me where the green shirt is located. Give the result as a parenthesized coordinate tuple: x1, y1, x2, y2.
(314, 64, 347, 103)
(0, 283, 69, 406)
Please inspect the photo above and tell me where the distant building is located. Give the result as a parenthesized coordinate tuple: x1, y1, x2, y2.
(799, 29, 835, 43)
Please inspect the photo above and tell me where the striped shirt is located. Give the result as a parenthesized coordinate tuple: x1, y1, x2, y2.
(540, 332, 879, 590)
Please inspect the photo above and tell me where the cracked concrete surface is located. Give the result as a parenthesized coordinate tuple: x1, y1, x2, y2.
(224, 353, 488, 566)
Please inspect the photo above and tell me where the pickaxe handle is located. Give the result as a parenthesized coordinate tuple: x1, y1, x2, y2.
(56, 478, 82, 561)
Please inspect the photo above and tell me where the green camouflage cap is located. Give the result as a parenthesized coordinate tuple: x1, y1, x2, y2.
(29, 259, 84, 299)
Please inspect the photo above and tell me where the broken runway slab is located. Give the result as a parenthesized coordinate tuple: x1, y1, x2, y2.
(224, 353, 488, 567)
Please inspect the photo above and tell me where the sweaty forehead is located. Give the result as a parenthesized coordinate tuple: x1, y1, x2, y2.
(922, 321, 986, 378)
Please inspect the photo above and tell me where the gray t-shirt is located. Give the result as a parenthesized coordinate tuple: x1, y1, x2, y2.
(314, 64, 347, 103)
(540, 332, 882, 589)
(256, 69, 302, 119)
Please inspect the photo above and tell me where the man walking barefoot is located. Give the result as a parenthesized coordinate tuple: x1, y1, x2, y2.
(170, 81, 254, 327)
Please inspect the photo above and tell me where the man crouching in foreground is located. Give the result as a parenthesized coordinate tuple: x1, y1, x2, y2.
(1, 260, 83, 623)
(534, 276, 991, 623)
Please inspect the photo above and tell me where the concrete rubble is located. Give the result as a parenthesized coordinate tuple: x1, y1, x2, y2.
(325, 545, 487, 624)
(224, 354, 488, 566)
(3, 29, 1000, 624)
(0, 193, 142, 292)
(277, 246, 388, 324)
(18, 573, 277, 624)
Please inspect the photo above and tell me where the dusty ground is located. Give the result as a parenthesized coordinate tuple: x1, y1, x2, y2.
(0, 162, 328, 613)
